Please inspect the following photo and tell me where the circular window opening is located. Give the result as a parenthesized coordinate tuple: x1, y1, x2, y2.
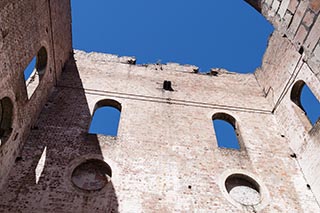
(71, 159, 112, 191)
(0, 97, 13, 146)
(225, 174, 261, 206)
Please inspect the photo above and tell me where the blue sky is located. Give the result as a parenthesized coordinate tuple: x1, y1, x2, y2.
(26, 1, 319, 146)
(301, 85, 320, 125)
(71, 0, 273, 73)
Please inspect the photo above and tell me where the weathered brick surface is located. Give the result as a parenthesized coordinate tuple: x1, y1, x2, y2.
(260, 0, 320, 81)
(270, 0, 281, 17)
(255, 32, 302, 104)
(309, 43, 320, 76)
(287, 0, 299, 13)
(287, 0, 309, 39)
(304, 14, 320, 53)
(269, 62, 320, 204)
(310, 0, 320, 13)
(302, 10, 316, 28)
(257, 30, 320, 207)
(0, 50, 318, 212)
(278, 0, 291, 18)
(0, 0, 72, 190)
(294, 24, 308, 48)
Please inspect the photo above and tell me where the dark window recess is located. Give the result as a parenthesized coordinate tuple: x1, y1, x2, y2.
(163, 80, 174, 91)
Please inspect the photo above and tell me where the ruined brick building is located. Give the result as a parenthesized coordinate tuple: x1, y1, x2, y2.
(0, 0, 320, 212)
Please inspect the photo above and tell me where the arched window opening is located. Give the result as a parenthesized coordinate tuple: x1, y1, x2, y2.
(89, 99, 121, 136)
(291, 81, 320, 125)
(212, 113, 240, 150)
(0, 97, 13, 146)
(24, 47, 48, 99)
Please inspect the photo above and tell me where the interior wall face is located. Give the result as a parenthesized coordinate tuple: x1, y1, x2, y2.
(0, 0, 72, 189)
(254, 0, 320, 204)
(0, 0, 319, 212)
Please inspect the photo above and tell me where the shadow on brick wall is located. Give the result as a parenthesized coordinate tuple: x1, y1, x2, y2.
(0, 56, 119, 213)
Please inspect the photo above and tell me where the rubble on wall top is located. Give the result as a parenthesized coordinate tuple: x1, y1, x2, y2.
(204, 68, 239, 76)
(139, 62, 199, 73)
(74, 49, 199, 73)
(73, 49, 244, 76)
(160, 62, 199, 73)
(74, 50, 136, 65)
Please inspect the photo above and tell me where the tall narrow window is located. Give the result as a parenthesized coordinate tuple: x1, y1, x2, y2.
(0, 97, 13, 146)
(212, 113, 240, 150)
(24, 47, 48, 99)
(89, 99, 121, 136)
(291, 80, 320, 125)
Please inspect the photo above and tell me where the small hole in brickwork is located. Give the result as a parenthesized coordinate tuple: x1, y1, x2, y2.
(1, 28, 9, 39)
(188, 185, 192, 189)
(281, 134, 285, 138)
(225, 174, 261, 206)
(15, 156, 22, 162)
(298, 46, 304, 55)
(13, 133, 18, 141)
(24, 47, 48, 99)
(307, 184, 311, 190)
(71, 159, 112, 191)
(31, 125, 39, 130)
(0, 97, 14, 146)
(290, 153, 297, 158)
(163, 80, 174, 91)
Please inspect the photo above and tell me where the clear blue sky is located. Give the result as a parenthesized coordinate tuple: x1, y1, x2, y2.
(67, 1, 318, 145)
(71, 0, 273, 73)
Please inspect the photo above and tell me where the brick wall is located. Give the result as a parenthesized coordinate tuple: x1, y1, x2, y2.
(254, 0, 320, 205)
(260, 0, 320, 78)
(0, 0, 72, 189)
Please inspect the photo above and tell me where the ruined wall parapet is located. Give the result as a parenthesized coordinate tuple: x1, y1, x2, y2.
(74, 50, 252, 77)
(74, 50, 136, 65)
(74, 50, 200, 73)
(259, 0, 320, 78)
(253, 0, 320, 204)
